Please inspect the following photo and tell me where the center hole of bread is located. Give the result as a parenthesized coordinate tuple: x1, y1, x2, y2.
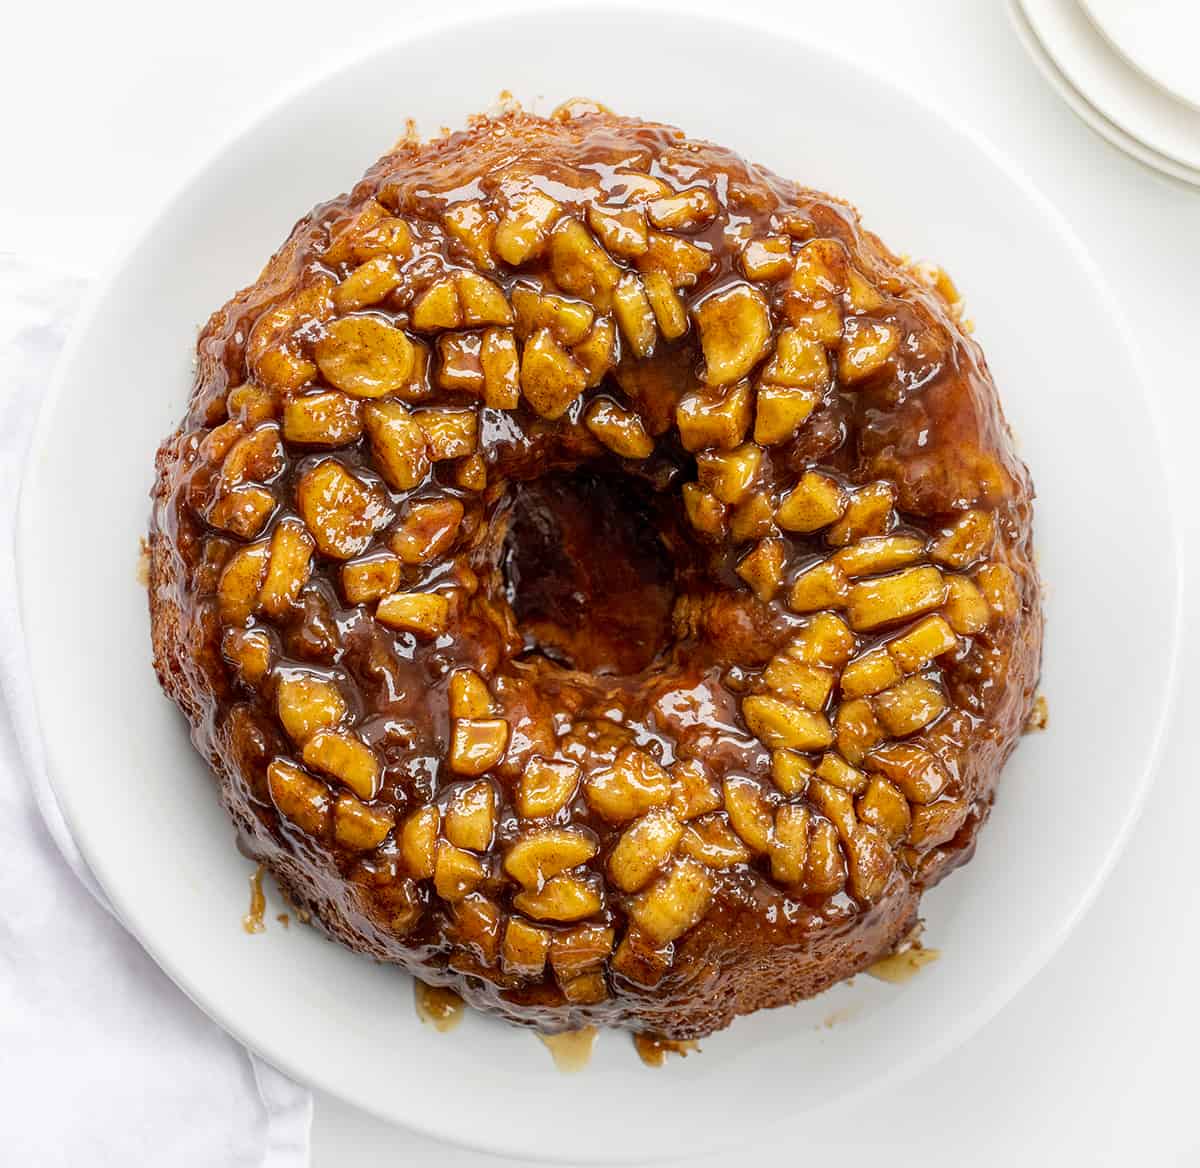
(501, 470, 677, 676)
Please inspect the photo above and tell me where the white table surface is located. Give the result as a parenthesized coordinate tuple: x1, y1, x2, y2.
(4, 1, 1198, 1164)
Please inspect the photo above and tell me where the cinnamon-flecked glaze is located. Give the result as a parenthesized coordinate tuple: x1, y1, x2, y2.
(149, 106, 1041, 1040)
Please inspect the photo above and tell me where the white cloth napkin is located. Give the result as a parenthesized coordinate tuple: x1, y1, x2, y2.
(0, 256, 313, 1167)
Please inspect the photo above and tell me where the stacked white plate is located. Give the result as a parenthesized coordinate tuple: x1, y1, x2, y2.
(1012, 0, 1200, 186)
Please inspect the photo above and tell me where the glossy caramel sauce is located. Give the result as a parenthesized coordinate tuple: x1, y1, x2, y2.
(414, 982, 466, 1032)
(540, 1027, 598, 1073)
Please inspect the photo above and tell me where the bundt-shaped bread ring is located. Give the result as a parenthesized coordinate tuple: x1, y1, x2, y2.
(149, 105, 1042, 1040)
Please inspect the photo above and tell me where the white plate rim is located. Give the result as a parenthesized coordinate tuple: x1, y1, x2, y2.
(1018, 0, 1200, 173)
(16, 4, 1184, 1158)
(1080, 0, 1200, 113)
(1010, 0, 1200, 189)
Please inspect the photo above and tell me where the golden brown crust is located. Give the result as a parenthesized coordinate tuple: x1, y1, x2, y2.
(149, 108, 1041, 1039)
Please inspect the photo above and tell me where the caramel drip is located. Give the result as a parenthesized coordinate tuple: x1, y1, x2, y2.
(414, 982, 465, 1032)
(242, 865, 266, 934)
(867, 945, 940, 983)
(633, 1034, 700, 1067)
(540, 1027, 598, 1073)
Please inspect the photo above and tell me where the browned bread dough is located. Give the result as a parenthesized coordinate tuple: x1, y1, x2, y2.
(149, 106, 1041, 1039)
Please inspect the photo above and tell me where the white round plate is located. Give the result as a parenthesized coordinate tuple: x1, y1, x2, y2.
(1082, 0, 1200, 112)
(18, 7, 1180, 1162)
(1019, 0, 1200, 173)
(1010, 0, 1200, 187)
